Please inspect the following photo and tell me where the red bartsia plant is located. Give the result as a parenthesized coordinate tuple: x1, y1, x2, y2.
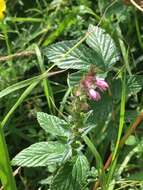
(80, 70, 109, 101)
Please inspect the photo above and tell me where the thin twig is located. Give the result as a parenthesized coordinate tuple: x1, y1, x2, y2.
(93, 112, 143, 190)
(130, 0, 143, 12)
(0, 50, 35, 62)
(119, 112, 143, 147)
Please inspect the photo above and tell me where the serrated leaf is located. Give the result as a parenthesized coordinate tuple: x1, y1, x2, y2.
(44, 40, 97, 70)
(37, 112, 70, 138)
(86, 25, 119, 69)
(68, 70, 86, 87)
(50, 163, 74, 190)
(12, 142, 72, 167)
(72, 154, 90, 186)
(127, 75, 143, 95)
(50, 154, 89, 190)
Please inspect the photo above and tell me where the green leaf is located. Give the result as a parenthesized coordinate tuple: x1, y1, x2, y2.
(125, 135, 137, 146)
(50, 163, 74, 190)
(126, 75, 143, 95)
(37, 112, 70, 138)
(44, 40, 97, 70)
(12, 142, 72, 167)
(72, 154, 90, 186)
(86, 25, 119, 69)
(39, 176, 53, 185)
(0, 76, 39, 99)
(68, 70, 86, 87)
(88, 93, 113, 125)
(0, 127, 17, 190)
(44, 25, 119, 70)
(50, 154, 90, 190)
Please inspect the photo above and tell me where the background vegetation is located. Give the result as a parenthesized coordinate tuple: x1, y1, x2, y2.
(0, 0, 143, 189)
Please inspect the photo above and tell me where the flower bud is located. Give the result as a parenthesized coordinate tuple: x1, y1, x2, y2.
(88, 89, 101, 101)
(96, 78, 109, 92)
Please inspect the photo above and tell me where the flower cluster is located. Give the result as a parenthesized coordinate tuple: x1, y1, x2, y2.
(81, 72, 109, 101)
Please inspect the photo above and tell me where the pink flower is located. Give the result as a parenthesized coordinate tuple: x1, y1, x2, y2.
(80, 72, 109, 102)
(88, 89, 101, 101)
(82, 75, 95, 89)
(96, 78, 109, 92)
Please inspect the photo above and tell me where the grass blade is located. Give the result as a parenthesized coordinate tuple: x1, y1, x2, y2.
(0, 126, 17, 190)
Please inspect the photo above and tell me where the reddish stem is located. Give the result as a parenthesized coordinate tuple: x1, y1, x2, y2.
(93, 112, 143, 190)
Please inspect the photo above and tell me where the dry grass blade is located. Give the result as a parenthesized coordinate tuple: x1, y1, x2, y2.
(131, 0, 143, 11)
(125, 0, 143, 12)
(0, 50, 35, 62)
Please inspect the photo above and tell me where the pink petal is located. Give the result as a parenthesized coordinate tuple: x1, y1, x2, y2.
(88, 89, 101, 101)
(96, 78, 109, 91)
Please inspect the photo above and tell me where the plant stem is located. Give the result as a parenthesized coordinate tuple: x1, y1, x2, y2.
(0, 23, 16, 78)
(112, 72, 126, 160)
(119, 112, 143, 147)
(117, 26, 132, 76)
(134, 10, 143, 50)
(0, 50, 35, 62)
(83, 135, 105, 185)
(0, 126, 17, 190)
(35, 45, 55, 114)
